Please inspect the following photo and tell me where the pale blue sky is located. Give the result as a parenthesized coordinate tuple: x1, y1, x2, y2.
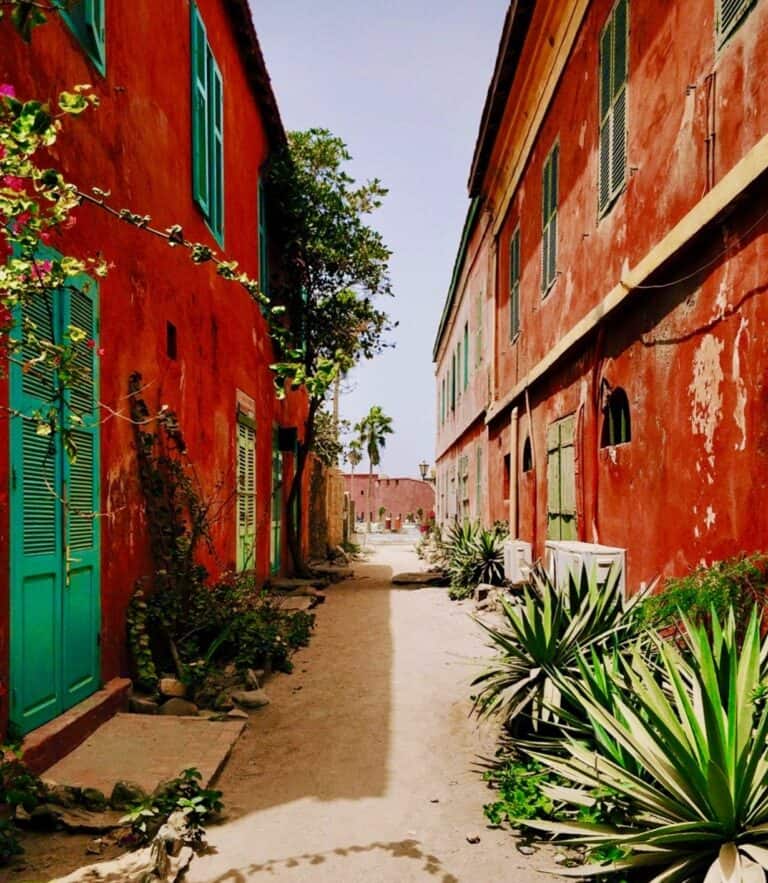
(253, 2, 507, 476)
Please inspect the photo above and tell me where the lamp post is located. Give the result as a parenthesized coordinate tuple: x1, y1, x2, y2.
(418, 460, 429, 481)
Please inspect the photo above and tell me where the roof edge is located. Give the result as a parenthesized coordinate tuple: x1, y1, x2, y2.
(230, 0, 287, 151)
(432, 197, 482, 362)
(467, 1, 534, 197)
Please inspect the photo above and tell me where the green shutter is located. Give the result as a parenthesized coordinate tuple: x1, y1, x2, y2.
(542, 145, 558, 292)
(271, 429, 283, 574)
(236, 419, 256, 570)
(510, 229, 520, 338)
(209, 56, 224, 243)
(191, 5, 210, 217)
(463, 322, 469, 387)
(61, 0, 105, 74)
(190, 5, 224, 244)
(599, 0, 629, 216)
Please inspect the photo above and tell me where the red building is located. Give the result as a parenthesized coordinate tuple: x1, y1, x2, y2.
(344, 474, 435, 524)
(435, 0, 768, 591)
(0, 1, 307, 745)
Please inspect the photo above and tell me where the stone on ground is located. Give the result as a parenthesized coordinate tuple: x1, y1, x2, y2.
(159, 698, 198, 716)
(158, 677, 187, 698)
(230, 688, 270, 709)
(391, 570, 449, 586)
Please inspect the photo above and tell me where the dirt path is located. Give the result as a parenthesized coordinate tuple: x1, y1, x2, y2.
(187, 543, 563, 883)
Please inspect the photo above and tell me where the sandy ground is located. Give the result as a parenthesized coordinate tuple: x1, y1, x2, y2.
(3, 543, 564, 882)
(187, 543, 563, 883)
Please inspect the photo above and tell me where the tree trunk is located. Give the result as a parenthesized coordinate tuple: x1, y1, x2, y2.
(367, 460, 373, 534)
(286, 398, 320, 578)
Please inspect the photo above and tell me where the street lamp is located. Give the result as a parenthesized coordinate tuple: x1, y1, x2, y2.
(418, 460, 429, 481)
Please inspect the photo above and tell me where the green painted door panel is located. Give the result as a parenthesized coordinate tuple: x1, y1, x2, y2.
(9, 270, 100, 736)
(270, 429, 282, 575)
(546, 415, 578, 542)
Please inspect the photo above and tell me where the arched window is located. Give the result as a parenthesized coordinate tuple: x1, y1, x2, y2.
(522, 436, 533, 472)
(601, 387, 631, 447)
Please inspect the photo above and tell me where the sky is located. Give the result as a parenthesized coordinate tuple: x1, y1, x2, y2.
(253, 1, 507, 477)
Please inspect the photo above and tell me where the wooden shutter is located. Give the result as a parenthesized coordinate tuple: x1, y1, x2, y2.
(258, 177, 268, 297)
(510, 229, 520, 338)
(718, 0, 754, 42)
(463, 322, 469, 387)
(85, 0, 106, 69)
(542, 146, 558, 292)
(236, 420, 256, 570)
(209, 56, 224, 242)
(191, 6, 210, 217)
(599, 0, 629, 215)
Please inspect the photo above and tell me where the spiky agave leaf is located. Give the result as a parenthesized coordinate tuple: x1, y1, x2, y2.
(520, 608, 768, 881)
(472, 562, 641, 737)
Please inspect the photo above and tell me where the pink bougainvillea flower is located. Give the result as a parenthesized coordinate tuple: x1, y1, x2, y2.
(0, 145, 5, 161)
(86, 338, 96, 349)
(10, 210, 30, 233)
(2, 175, 24, 192)
(37, 260, 52, 274)
(0, 84, 16, 98)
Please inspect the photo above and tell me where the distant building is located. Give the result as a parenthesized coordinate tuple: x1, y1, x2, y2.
(344, 474, 435, 523)
(434, 0, 768, 589)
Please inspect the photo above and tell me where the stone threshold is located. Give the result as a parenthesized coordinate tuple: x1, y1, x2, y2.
(20, 678, 132, 775)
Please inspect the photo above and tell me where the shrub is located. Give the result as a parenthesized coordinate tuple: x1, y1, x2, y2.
(639, 552, 768, 641)
(121, 768, 223, 847)
(521, 608, 768, 880)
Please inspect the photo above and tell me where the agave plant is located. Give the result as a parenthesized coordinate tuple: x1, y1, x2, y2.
(522, 608, 768, 882)
(472, 562, 639, 737)
(443, 521, 506, 599)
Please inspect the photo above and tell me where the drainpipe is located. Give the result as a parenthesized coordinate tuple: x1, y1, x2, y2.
(509, 406, 519, 537)
(525, 388, 537, 553)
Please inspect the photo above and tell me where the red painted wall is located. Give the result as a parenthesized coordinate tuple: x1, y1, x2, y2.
(0, 0, 307, 729)
(438, 0, 768, 591)
(344, 474, 435, 523)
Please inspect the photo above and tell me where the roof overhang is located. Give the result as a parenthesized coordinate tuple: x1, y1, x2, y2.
(467, 0, 535, 197)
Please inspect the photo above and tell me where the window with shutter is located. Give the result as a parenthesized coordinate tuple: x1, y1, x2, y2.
(717, 0, 757, 44)
(236, 417, 256, 571)
(62, 0, 106, 74)
(271, 429, 283, 574)
(463, 322, 469, 389)
(456, 342, 462, 400)
(191, 4, 225, 245)
(258, 177, 269, 299)
(509, 227, 521, 338)
(541, 144, 559, 294)
(598, 0, 629, 217)
(546, 415, 577, 540)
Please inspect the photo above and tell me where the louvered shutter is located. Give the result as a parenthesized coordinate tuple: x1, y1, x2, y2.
(236, 421, 256, 570)
(66, 285, 98, 554)
(209, 57, 224, 242)
(718, 0, 753, 43)
(599, 0, 629, 215)
(62, 280, 100, 707)
(85, 0, 106, 68)
(191, 6, 210, 216)
(510, 229, 520, 338)
(546, 423, 561, 538)
(271, 431, 283, 574)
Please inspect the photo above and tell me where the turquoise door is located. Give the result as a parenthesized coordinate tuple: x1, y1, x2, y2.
(9, 277, 101, 736)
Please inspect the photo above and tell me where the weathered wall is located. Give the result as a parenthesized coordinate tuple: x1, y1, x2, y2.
(0, 0, 308, 730)
(344, 474, 435, 523)
(325, 468, 345, 550)
(436, 0, 768, 590)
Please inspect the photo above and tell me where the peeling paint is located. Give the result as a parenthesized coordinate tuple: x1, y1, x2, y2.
(705, 506, 716, 529)
(688, 334, 724, 457)
(732, 317, 748, 451)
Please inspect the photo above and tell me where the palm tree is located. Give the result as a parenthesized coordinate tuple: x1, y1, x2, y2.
(354, 406, 394, 533)
(347, 438, 362, 530)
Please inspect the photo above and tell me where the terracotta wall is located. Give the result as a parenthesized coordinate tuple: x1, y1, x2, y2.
(344, 474, 435, 522)
(0, 0, 308, 728)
